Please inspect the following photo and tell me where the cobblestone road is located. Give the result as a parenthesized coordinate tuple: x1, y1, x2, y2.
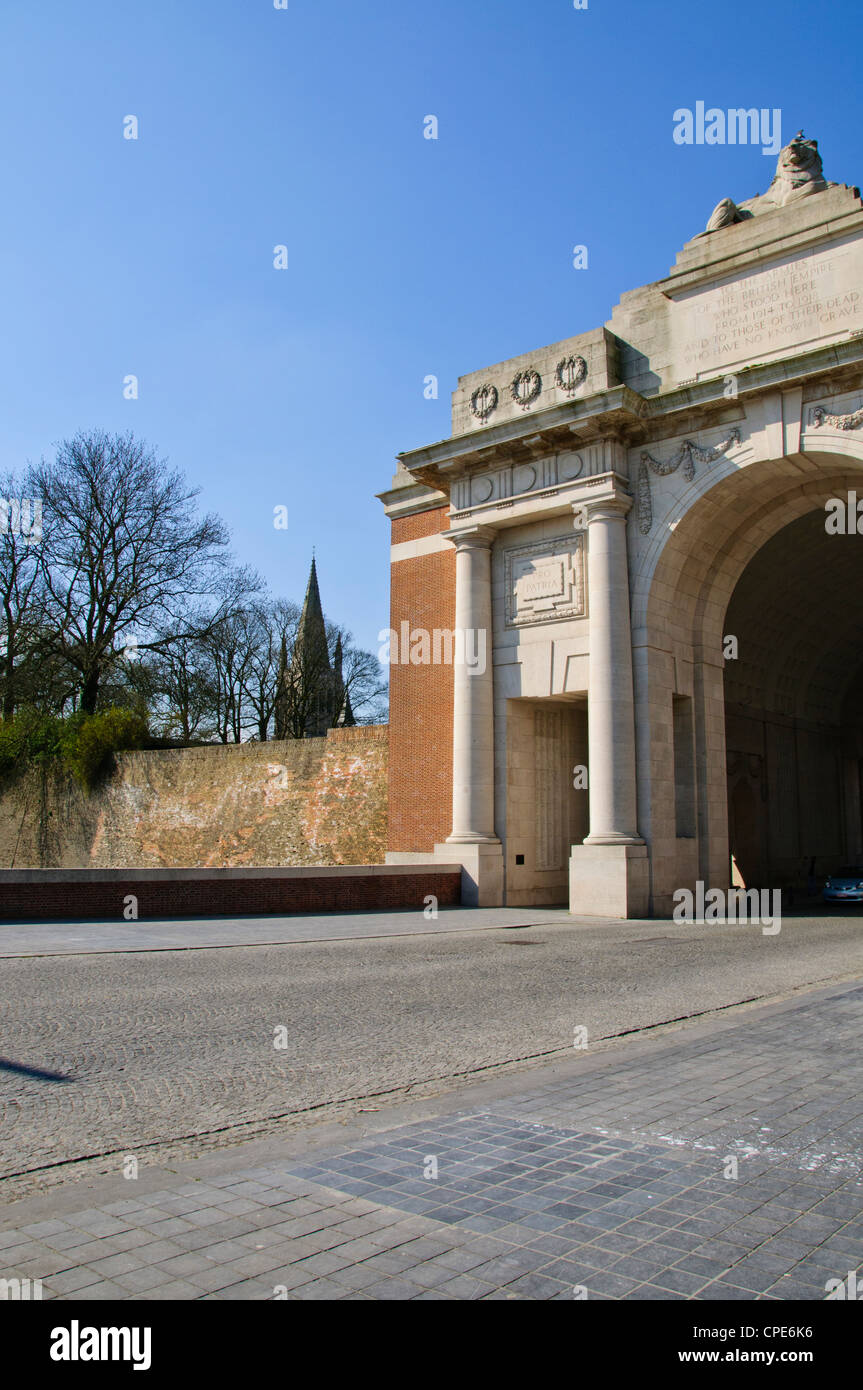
(2, 914, 863, 1199)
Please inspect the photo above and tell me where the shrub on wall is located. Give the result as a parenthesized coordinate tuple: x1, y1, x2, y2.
(59, 709, 149, 790)
(0, 707, 148, 790)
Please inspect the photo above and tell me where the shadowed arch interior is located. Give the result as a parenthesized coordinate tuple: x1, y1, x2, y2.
(724, 510, 863, 725)
(724, 506, 863, 889)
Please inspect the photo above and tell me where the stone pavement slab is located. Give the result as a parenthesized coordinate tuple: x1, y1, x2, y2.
(1, 979, 861, 1301)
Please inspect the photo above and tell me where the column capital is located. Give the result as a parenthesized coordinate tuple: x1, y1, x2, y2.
(441, 523, 497, 551)
(574, 493, 633, 525)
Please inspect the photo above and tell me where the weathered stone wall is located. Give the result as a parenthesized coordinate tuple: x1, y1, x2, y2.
(0, 726, 388, 869)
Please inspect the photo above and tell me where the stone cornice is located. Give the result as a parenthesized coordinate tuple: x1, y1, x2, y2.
(637, 335, 863, 443)
(397, 385, 648, 488)
(376, 479, 448, 520)
(388, 324, 863, 501)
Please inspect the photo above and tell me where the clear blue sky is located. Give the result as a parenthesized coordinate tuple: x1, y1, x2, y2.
(1, 0, 860, 657)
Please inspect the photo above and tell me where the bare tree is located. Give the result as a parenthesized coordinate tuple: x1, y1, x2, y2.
(128, 625, 219, 744)
(241, 598, 300, 741)
(328, 624, 388, 726)
(200, 606, 267, 744)
(33, 430, 255, 714)
(0, 469, 48, 720)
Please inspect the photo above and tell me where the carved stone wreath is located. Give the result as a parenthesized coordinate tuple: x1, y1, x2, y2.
(812, 406, 863, 430)
(470, 383, 498, 422)
(555, 356, 588, 394)
(637, 429, 741, 535)
(510, 369, 542, 410)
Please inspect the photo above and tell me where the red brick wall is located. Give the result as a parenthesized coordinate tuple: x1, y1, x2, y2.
(388, 507, 455, 852)
(0, 869, 461, 921)
(392, 506, 450, 545)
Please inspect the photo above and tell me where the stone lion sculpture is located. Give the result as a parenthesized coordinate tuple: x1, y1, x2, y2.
(758, 132, 830, 208)
(700, 132, 836, 235)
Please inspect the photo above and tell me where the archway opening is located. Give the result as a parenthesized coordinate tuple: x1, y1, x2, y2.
(723, 508, 863, 895)
(636, 446, 863, 915)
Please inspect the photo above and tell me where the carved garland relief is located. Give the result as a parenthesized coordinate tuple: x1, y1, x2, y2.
(637, 429, 741, 535)
(811, 405, 863, 430)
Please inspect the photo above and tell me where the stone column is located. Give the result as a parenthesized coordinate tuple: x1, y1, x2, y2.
(569, 495, 648, 917)
(435, 524, 503, 906)
(584, 497, 642, 844)
(446, 526, 496, 842)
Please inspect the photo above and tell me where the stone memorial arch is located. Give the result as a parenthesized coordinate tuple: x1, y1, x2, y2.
(379, 135, 863, 916)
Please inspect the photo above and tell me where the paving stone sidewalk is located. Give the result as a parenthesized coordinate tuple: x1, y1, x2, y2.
(2, 982, 861, 1301)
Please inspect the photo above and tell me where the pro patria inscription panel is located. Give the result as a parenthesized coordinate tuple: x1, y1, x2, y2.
(504, 536, 586, 628)
(672, 239, 863, 377)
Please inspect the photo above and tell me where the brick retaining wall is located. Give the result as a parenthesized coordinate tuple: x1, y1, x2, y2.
(0, 866, 461, 921)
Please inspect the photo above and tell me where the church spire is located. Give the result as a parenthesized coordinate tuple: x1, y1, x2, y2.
(288, 554, 335, 738)
(296, 555, 326, 654)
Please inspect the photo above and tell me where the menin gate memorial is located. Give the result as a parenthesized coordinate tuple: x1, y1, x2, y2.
(378, 135, 863, 917)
